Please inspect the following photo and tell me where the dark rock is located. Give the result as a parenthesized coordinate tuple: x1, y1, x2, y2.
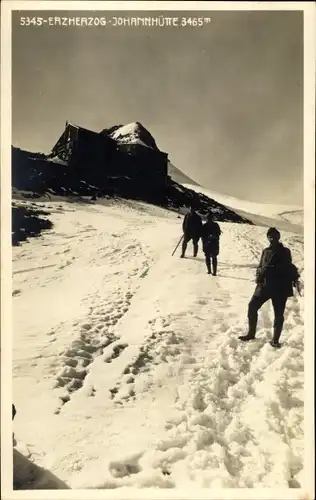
(11, 121, 253, 228)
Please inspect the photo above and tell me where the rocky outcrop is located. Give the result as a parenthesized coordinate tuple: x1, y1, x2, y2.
(102, 122, 159, 150)
(11, 121, 253, 227)
(12, 202, 53, 246)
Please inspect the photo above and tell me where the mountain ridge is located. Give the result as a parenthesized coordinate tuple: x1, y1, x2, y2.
(11, 120, 253, 246)
(12, 143, 252, 225)
(101, 121, 159, 151)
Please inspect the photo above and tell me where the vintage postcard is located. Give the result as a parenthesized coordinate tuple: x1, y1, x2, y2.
(1, 1, 315, 499)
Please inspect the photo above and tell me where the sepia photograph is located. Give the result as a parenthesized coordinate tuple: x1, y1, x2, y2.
(1, 1, 315, 498)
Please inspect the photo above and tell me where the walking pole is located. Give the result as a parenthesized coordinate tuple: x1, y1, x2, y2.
(172, 235, 184, 256)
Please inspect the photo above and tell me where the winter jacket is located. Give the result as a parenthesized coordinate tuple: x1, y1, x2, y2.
(201, 221, 221, 255)
(182, 212, 203, 238)
(254, 243, 300, 298)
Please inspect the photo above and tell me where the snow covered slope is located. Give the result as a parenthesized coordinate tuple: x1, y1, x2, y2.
(11, 197, 305, 492)
(108, 122, 159, 150)
(168, 162, 200, 187)
(184, 184, 303, 234)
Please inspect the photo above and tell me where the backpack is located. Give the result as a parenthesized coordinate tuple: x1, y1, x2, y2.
(288, 262, 300, 282)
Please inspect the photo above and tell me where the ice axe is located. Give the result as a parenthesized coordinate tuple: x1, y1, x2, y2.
(172, 235, 184, 256)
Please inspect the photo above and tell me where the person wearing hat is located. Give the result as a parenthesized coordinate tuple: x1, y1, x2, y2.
(201, 212, 222, 275)
(239, 227, 300, 348)
(180, 205, 203, 258)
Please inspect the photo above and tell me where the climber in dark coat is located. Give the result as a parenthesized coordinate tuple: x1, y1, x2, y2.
(180, 206, 203, 258)
(239, 227, 301, 348)
(201, 212, 222, 275)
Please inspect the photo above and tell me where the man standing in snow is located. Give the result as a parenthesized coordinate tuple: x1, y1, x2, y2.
(239, 227, 300, 348)
(201, 212, 222, 275)
(180, 205, 203, 258)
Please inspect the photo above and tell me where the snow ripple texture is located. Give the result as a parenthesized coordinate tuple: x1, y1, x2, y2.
(12, 198, 305, 491)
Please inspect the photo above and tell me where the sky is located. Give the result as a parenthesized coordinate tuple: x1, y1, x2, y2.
(12, 9, 303, 204)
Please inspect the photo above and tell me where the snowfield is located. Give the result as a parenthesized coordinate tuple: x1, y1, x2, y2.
(11, 196, 306, 494)
(184, 184, 303, 232)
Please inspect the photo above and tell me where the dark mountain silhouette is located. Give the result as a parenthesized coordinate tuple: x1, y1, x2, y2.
(168, 161, 200, 187)
(11, 121, 253, 244)
(12, 146, 251, 219)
